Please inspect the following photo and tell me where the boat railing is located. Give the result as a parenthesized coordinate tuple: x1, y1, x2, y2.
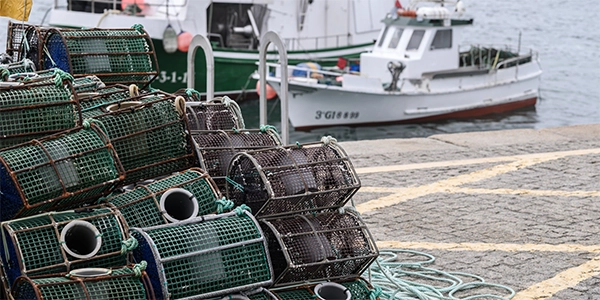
(56, 0, 188, 15)
(494, 53, 533, 70)
(264, 62, 343, 79)
(282, 33, 353, 52)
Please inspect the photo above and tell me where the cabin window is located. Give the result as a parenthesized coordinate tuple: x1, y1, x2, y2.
(388, 28, 404, 49)
(377, 26, 390, 47)
(431, 29, 452, 50)
(406, 30, 425, 50)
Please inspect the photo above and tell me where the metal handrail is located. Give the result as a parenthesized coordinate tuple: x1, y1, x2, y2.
(259, 32, 289, 145)
(187, 34, 214, 101)
(494, 54, 532, 70)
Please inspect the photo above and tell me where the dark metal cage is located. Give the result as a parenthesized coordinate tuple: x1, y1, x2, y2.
(103, 168, 223, 228)
(131, 209, 273, 300)
(225, 138, 361, 218)
(0, 123, 125, 221)
(192, 127, 281, 192)
(5, 21, 26, 63)
(11, 264, 154, 300)
(0, 205, 132, 290)
(180, 93, 246, 131)
(92, 91, 197, 184)
(42, 25, 158, 87)
(260, 210, 378, 286)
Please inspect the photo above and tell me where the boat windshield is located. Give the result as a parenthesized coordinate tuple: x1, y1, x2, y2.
(388, 28, 404, 49)
(377, 26, 390, 47)
(406, 29, 425, 51)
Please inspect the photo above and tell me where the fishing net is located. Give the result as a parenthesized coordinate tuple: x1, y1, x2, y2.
(0, 75, 79, 150)
(42, 25, 158, 87)
(225, 137, 361, 218)
(0, 123, 125, 221)
(92, 92, 197, 184)
(269, 278, 377, 299)
(10, 263, 153, 300)
(260, 210, 378, 286)
(192, 127, 281, 191)
(177, 90, 246, 130)
(131, 209, 273, 299)
(0, 205, 131, 290)
(103, 168, 222, 228)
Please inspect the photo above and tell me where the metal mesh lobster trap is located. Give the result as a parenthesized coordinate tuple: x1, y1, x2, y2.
(260, 209, 378, 286)
(131, 209, 273, 299)
(8, 68, 107, 94)
(0, 59, 36, 80)
(5, 21, 26, 63)
(0, 74, 79, 150)
(11, 263, 154, 300)
(103, 168, 222, 228)
(269, 278, 378, 300)
(78, 84, 140, 119)
(0, 205, 133, 289)
(18, 25, 51, 70)
(0, 123, 125, 221)
(178, 91, 246, 130)
(43, 25, 158, 87)
(92, 92, 197, 184)
(192, 127, 281, 191)
(225, 138, 361, 218)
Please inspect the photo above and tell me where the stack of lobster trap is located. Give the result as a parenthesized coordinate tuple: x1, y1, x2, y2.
(0, 22, 379, 300)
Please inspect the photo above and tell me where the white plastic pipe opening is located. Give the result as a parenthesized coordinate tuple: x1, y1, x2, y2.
(60, 220, 102, 259)
(314, 282, 351, 300)
(160, 188, 199, 223)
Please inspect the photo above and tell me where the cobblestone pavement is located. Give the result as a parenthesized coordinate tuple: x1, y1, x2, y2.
(339, 124, 600, 299)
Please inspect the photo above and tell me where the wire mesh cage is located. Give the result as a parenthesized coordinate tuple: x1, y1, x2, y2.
(18, 25, 51, 70)
(131, 209, 273, 299)
(269, 278, 378, 300)
(103, 168, 223, 228)
(0, 205, 133, 290)
(8, 68, 107, 92)
(225, 138, 361, 218)
(78, 84, 140, 119)
(42, 25, 158, 87)
(0, 123, 125, 221)
(0, 75, 80, 150)
(5, 21, 26, 63)
(92, 92, 197, 184)
(178, 91, 246, 131)
(10, 263, 154, 300)
(260, 209, 378, 286)
(0, 59, 36, 80)
(192, 127, 282, 192)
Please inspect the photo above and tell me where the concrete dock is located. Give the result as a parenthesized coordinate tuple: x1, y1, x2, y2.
(339, 124, 600, 299)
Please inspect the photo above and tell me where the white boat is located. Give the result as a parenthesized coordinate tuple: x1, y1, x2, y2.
(43, 0, 392, 96)
(263, 0, 543, 130)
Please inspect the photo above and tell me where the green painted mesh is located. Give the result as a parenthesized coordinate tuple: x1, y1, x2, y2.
(105, 168, 220, 228)
(226, 141, 361, 218)
(271, 278, 375, 299)
(132, 211, 272, 299)
(0, 80, 78, 150)
(43, 27, 158, 86)
(192, 128, 281, 191)
(261, 211, 378, 285)
(12, 265, 150, 300)
(2, 206, 129, 279)
(0, 125, 124, 219)
(273, 288, 313, 299)
(93, 95, 196, 184)
(341, 278, 373, 299)
(79, 87, 165, 119)
(0, 59, 36, 80)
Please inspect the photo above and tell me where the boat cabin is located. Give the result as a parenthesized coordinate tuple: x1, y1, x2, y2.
(360, 8, 473, 82)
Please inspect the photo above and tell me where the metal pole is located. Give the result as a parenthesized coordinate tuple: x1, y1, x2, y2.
(187, 34, 214, 101)
(259, 31, 289, 145)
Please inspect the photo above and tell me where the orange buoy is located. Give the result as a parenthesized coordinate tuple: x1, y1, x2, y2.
(177, 31, 193, 52)
(256, 81, 277, 100)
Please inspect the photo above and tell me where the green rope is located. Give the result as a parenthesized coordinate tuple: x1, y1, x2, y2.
(234, 204, 251, 216)
(52, 68, 74, 87)
(221, 96, 246, 129)
(225, 176, 244, 192)
(215, 197, 235, 214)
(82, 118, 109, 136)
(259, 124, 278, 133)
(131, 23, 145, 34)
(133, 260, 148, 277)
(121, 237, 139, 254)
(320, 135, 338, 145)
(185, 88, 201, 99)
(296, 141, 302, 148)
(369, 286, 383, 300)
(232, 127, 240, 133)
(0, 68, 9, 81)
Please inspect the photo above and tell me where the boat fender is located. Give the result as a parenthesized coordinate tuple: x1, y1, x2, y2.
(177, 31, 193, 52)
(256, 81, 277, 100)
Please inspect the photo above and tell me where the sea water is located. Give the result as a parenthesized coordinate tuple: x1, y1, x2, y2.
(2, 0, 598, 143)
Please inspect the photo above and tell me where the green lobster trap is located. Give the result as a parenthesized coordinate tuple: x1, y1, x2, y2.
(268, 278, 378, 300)
(0, 123, 125, 221)
(192, 127, 281, 192)
(78, 84, 140, 119)
(7, 68, 106, 94)
(179, 92, 246, 131)
(43, 25, 158, 87)
(131, 209, 273, 299)
(0, 73, 79, 150)
(225, 137, 361, 218)
(103, 168, 223, 229)
(0, 59, 36, 80)
(0, 205, 133, 291)
(92, 92, 197, 184)
(11, 263, 154, 300)
(260, 210, 378, 286)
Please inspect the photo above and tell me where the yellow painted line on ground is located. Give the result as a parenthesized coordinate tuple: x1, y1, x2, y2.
(451, 187, 600, 198)
(358, 187, 407, 193)
(355, 148, 600, 174)
(512, 255, 600, 300)
(376, 241, 600, 253)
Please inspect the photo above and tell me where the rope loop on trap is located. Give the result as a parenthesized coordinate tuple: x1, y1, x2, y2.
(0, 67, 9, 81)
(131, 23, 145, 34)
(133, 260, 148, 277)
(234, 204, 251, 216)
(185, 88, 201, 99)
(82, 118, 108, 135)
(221, 96, 245, 129)
(216, 197, 235, 214)
(260, 124, 278, 133)
(53, 68, 74, 87)
(121, 237, 139, 254)
(320, 135, 338, 145)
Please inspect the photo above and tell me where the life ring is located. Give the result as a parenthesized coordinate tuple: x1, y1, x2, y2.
(397, 9, 417, 17)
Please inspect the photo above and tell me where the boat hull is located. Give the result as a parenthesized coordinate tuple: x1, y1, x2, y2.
(269, 72, 541, 130)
